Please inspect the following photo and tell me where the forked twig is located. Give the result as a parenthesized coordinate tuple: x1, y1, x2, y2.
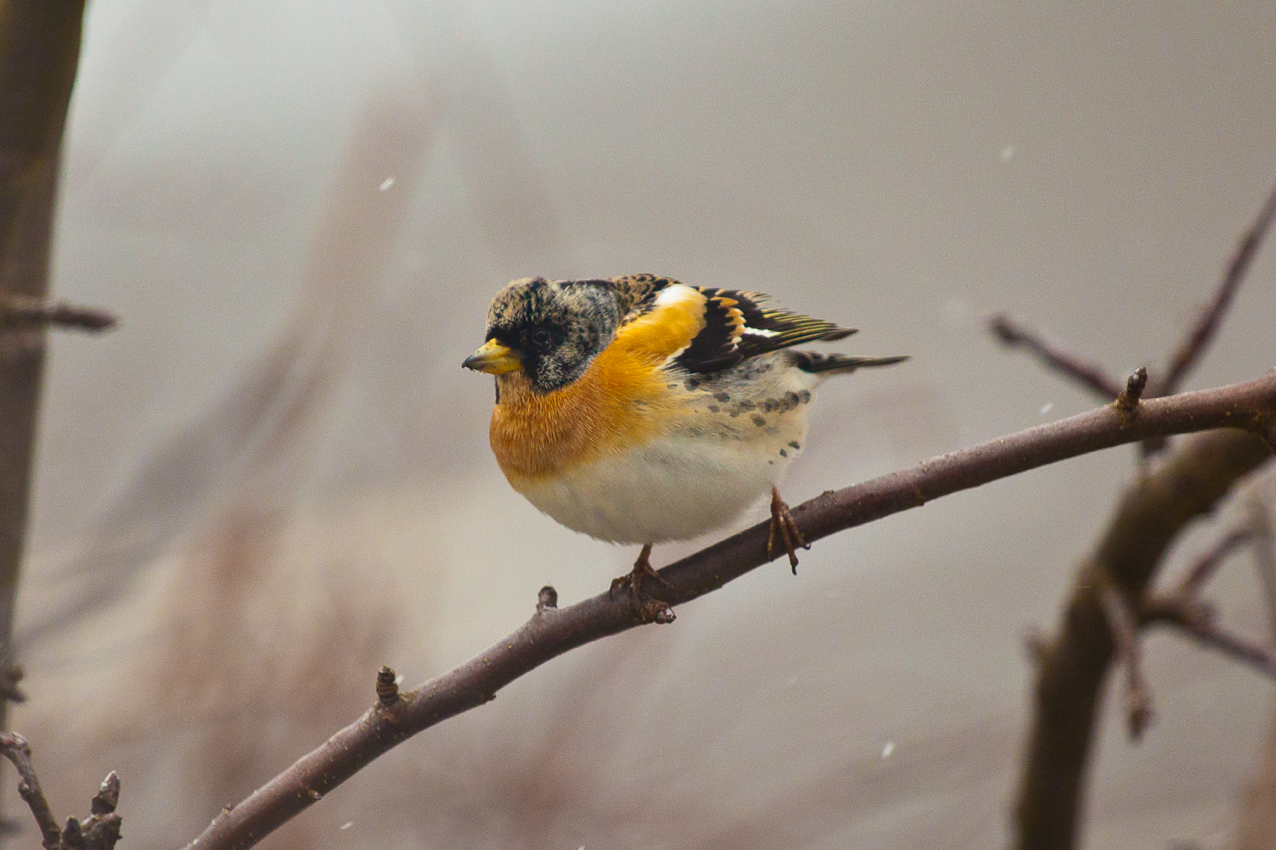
(989, 314, 1126, 400)
(1156, 181, 1276, 397)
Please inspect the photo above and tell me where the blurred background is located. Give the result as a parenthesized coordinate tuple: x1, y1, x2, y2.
(7, 1, 1276, 847)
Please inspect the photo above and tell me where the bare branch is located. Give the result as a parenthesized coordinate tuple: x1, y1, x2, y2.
(0, 733, 62, 849)
(1156, 180, 1276, 396)
(1015, 423, 1275, 850)
(188, 371, 1276, 850)
(0, 296, 116, 332)
(0, 735, 121, 850)
(0, 0, 90, 759)
(988, 313, 1126, 400)
(1177, 528, 1254, 595)
(1144, 595, 1276, 680)
(1250, 496, 1276, 634)
(1097, 583, 1153, 738)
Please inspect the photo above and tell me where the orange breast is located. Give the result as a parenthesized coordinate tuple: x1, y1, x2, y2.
(489, 345, 674, 482)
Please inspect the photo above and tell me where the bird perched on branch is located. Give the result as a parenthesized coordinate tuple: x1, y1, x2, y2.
(463, 274, 906, 599)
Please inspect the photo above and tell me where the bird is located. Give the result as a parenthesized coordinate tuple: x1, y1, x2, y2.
(462, 274, 906, 601)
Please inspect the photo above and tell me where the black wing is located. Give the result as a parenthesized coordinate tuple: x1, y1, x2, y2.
(604, 275, 857, 375)
(676, 287, 856, 374)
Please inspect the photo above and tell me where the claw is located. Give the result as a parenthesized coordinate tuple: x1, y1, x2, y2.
(767, 487, 809, 574)
(610, 544, 675, 621)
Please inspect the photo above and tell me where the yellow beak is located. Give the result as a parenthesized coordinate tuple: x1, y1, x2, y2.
(462, 339, 522, 375)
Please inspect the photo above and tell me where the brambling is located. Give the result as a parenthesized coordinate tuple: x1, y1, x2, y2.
(463, 274, 906, 598)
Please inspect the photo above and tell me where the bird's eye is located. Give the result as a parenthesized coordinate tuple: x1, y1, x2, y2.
(530, 327, 554, 349)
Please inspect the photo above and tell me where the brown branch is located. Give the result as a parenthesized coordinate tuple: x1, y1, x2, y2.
(988, 313, 1126, 400)
(0, 0, 89, 769)
(1143, 596, 1276, 680)
(0, 296, 116, 332)
(1014, 425, 1274, 850)
(1155, 180, 1276, 397)
(1249, 497, 1276, 633)
(1178, 528, 1254, 596)
(0, 734, 122, 849)
(1097, 583, 1153, 739)
(0, 733, 59, 849)
(186, 370, 1276, 850)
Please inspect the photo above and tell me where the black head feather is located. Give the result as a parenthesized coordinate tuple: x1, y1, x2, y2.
(484, 277, 625, 392)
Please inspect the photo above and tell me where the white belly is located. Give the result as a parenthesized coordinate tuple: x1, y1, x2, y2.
(515, 426, 805, 544)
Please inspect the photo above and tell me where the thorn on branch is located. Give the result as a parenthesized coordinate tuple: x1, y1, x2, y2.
(0, 296, 117, 333)
(1097, 583, 1154, 739)
(375, 667, 399, 708)
(536, 585, 558, 613)
(988, 313, 1126, 400)
(1114, 367, 1149, 416)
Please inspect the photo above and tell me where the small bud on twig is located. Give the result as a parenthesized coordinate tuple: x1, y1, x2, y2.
(375, 666, 399, 707)
(536, 586, 558, 613)
(1115, 367, 1149, 415)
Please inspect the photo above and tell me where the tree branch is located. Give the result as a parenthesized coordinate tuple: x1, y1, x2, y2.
(0, 0, 88, 754)
(0, 296, 116, 332)
(186, 370, 1276, 850)
(1155, 180, 1276, 397)
(1143, 595, 1276, 680)
(988, 314, 1127, 401)
(1178, 527, 1254, 596)
(1097, 583, 1153, 739)
(0, 733, 120, 850)
(0, 733, 59, 849)
(1014, 425, 1275, 850)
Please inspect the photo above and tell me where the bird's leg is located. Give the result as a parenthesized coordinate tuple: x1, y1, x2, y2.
(610, 543, 673, 602)
(767, 487, 809, 574)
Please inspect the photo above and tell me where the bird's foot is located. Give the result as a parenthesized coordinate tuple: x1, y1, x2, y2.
(610, 544, 676, 623)
(767, 487, 809, 574)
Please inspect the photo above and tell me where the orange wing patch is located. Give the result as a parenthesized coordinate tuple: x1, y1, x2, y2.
(610, 283, 708, 364)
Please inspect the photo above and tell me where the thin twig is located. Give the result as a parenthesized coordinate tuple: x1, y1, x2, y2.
(1144, 595, 1276, 680)
(0, 296, 117, 332)
(1097, 583, 1153, 738)
(1156, 180, 1276, 397)
(1249, 496, 1276, 634)
(188, 371, 1276, 850)
(1178, 528, 1254, 596)
(0, 733, 61, 849)
(0, 735, 121, 850)
(1015, 426, 1275, 850)
(988, 314, 1126, 400)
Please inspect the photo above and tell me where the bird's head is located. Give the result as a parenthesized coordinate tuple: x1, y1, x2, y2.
(463, 277, 625, 393)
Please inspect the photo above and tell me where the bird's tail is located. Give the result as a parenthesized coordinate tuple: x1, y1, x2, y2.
(791, 352, 909, 375)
